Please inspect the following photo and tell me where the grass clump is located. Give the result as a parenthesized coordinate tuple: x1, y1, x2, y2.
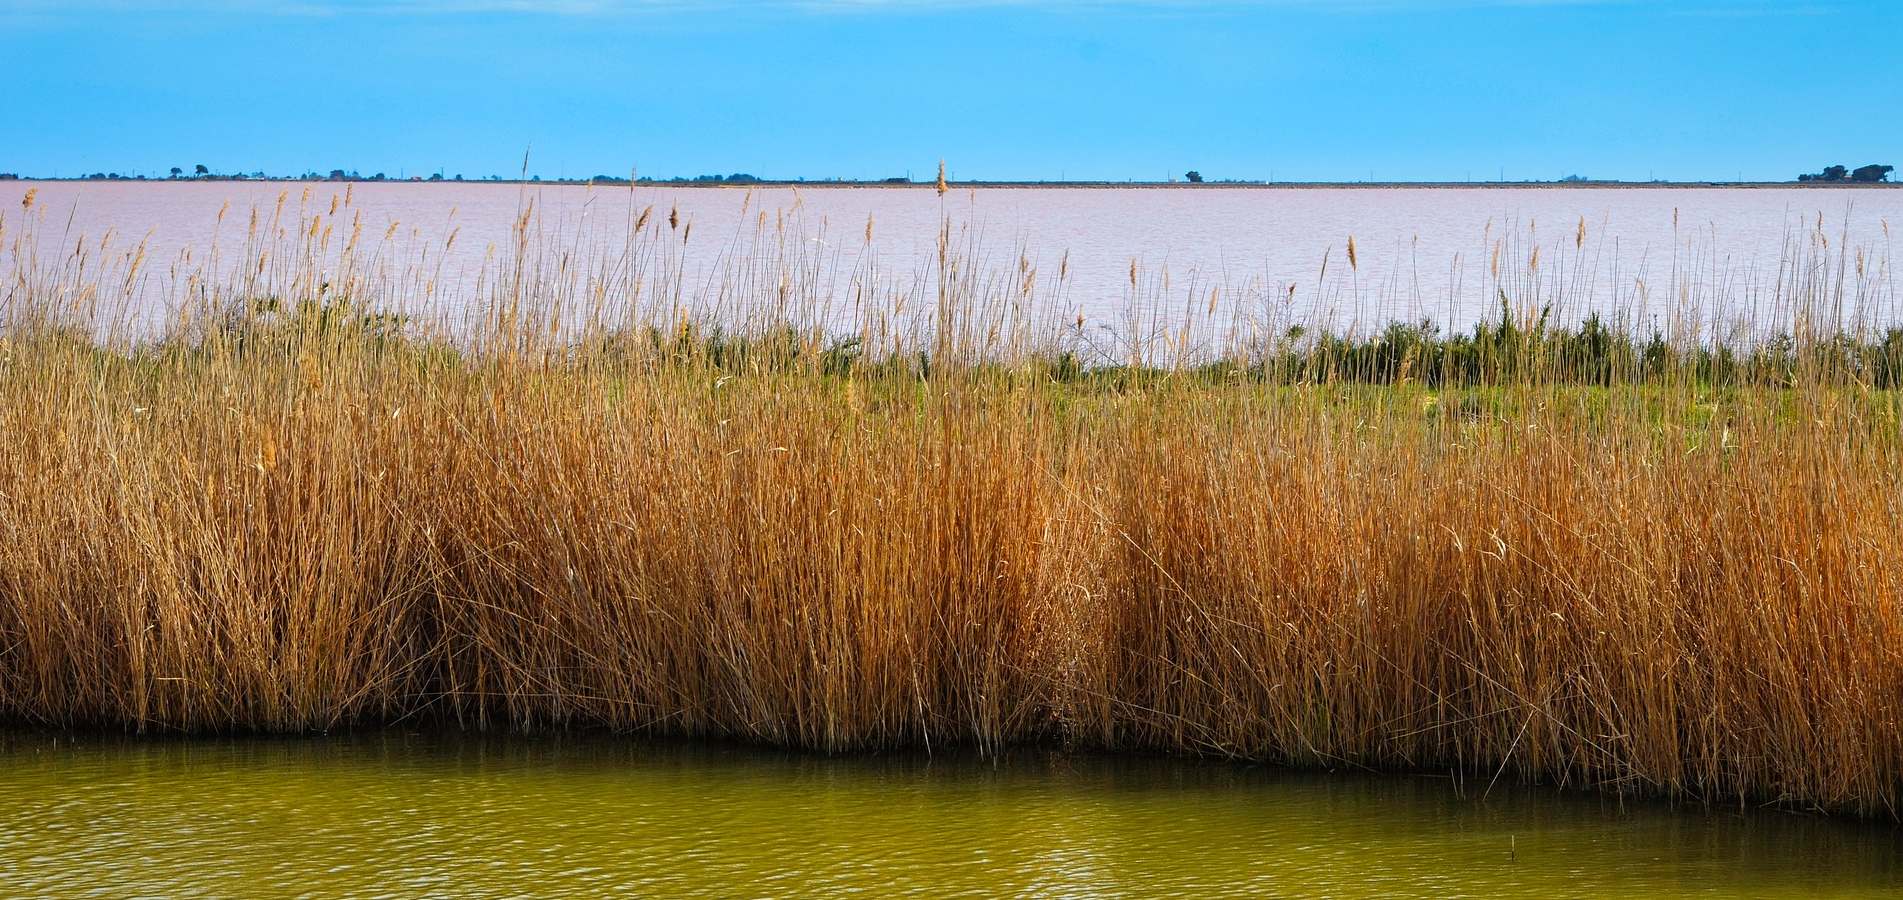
(2, 187, 1901, 817)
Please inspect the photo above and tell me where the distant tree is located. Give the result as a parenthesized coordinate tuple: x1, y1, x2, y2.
(1184, 170, 1204, 183)
(428, 172, 444, 181)
(194, 164, 209, 176)
(169, 166, 183, 178)
(1851, 164, 1894, 183)
(1801, 164, 1850, 183)
(371, 172, 387, 181)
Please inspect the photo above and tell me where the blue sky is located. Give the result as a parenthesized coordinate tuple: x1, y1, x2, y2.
(4, 0, 1897, 182)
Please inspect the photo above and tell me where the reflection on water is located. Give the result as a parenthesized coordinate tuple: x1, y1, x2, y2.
(0, 732, 1896, 897)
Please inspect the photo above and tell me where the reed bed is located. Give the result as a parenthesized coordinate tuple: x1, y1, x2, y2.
(2, 186, 1901, 816)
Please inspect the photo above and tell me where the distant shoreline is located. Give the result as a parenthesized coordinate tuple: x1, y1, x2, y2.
(3, 177, 1897, 190)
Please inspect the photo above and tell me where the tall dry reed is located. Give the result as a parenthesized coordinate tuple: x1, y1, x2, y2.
(1, 186, 1900, 816)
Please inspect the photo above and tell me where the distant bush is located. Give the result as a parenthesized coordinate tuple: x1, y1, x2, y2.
(1852, 164, 1894, 183)
(1800, 164, 1892, 183)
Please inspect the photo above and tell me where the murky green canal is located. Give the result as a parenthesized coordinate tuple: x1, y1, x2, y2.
(0, 733, 1896, 897)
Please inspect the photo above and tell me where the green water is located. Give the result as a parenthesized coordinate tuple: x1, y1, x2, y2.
(0, 733, 1896, 898)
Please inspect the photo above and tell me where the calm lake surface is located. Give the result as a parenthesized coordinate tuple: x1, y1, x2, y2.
(0, 732, 1897, 898)
(4, 182, 1900, 337)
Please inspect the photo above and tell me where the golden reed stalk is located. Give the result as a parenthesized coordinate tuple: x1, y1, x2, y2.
(1, 193, 1900, 817)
